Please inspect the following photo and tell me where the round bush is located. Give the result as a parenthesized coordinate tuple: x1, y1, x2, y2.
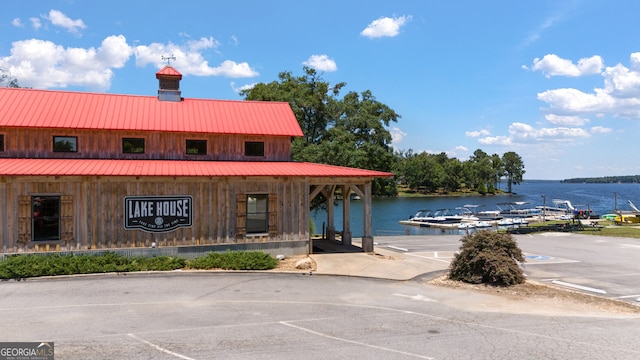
(448, 230, 525, 286)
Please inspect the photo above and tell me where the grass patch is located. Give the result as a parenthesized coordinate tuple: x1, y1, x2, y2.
(0, 250, 277, 280)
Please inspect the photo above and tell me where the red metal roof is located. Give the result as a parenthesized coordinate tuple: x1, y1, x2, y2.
(0, 159, 393, 178)
(156, 66, 182, 79)
(0, 87, 303, 137)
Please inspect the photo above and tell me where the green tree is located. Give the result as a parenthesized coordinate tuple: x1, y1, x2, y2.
(469, 149, 493, 192)
(490, 153, 504, 190)
(0, 69, 20, 88)
(242, 67, 344, 146)
(242, 67, 399, 196)
(502, 151, 525, 193)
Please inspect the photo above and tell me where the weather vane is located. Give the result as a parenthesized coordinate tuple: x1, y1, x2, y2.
(161, 54, 176, 65)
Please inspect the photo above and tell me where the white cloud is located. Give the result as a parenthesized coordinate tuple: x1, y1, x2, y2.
(521, 14, 562, 47)
(544, 114, 589, 126)
(230, 81, 256, 93)
(390, 126, 407, 144)
(454, 145, 468, 152)
(30, 17, 42, 30)
(508, 122, 590, 140)
(590, 126, 612, 134)
(12, 18, 23, 27)
(602, 62, 640, 98)
(135, 38, 258, 78)
(530, 54, 603, 78)
(361, 15, 411, 38)
(0, 35, 131, 90)
(303, 54, 337, 72)
(46, 9, 86, 34)
(537, 87, 615, 114)
(478, 136, 513, 145)
(465, 129, 490, 138)
(0, 34, 259, 91)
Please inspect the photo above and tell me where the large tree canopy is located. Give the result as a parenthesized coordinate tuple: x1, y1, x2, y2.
(241, 67, 399, 196)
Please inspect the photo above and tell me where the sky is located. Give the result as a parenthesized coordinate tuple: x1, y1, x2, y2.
(2, 1, 640, 180)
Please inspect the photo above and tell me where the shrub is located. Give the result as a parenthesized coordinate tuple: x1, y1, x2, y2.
(186, 250, 278, 270)
(448, 230, 525, 286)
(0, 253, 186, 279)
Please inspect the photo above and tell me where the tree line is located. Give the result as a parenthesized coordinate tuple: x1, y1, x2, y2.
(242, 67, 525, 197)
(562, 176, 640, 184)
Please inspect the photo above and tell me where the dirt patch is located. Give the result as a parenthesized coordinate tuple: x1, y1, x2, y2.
(429, 274, 640, 315)
(270, 255, 317, 272)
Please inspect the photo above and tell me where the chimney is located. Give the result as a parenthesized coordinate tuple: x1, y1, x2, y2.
(156, 66, 182, 102)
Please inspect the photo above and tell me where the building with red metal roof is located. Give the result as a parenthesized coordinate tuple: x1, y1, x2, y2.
(0, 66, 392, 255)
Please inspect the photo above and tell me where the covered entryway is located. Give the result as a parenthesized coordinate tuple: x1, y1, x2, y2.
(309, 180, 377, 253)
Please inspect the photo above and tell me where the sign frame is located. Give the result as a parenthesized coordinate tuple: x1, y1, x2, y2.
(124, 195, 193, 233)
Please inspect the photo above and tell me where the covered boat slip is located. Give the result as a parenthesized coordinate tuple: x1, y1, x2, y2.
(0, 169, 380, 255)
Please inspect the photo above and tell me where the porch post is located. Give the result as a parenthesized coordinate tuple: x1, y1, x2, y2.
(341, 185, 352, 246)
(361, 182, 374, 253)
(325, 186, 336, 241)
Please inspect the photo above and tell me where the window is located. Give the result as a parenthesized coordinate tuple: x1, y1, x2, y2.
(245, 141, 264, 157)
(123, 138, 145, 154)
(53, 136, 77, 152)
(0, 134, 4, 152)
(186, 140, 207, 155)
(32, 196, 60, 241)
(246, 194, 268, 233)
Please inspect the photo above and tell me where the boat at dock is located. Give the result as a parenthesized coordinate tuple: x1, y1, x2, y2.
(497, 202, 541, 218)
(462, 204, 502, 221)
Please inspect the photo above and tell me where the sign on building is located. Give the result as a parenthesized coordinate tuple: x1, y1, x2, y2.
(124, 196, 193, 233)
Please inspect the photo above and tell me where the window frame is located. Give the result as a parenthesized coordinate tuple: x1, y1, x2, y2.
(32, 195, 61, 241)
(186, 139, 207, 155)
(53, 136, 78, 153)
(122, 137, 145, 154)
(246, 194, 268, 234)
(244, 141, 265, 157)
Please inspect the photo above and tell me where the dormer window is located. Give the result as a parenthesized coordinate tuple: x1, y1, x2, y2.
(0, 134, 4, 152)
(53, 136, 77, 152)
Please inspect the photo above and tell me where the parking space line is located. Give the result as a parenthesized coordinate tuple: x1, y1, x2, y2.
(279, 321, 435, 359)
(551, 280, 607, 295)
(128, 333, 196, 360)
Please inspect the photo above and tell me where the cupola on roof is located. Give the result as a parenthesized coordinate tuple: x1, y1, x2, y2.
(156, 65, 182, 102)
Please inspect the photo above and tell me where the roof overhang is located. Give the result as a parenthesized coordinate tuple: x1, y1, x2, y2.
(0, 159, 394, 178)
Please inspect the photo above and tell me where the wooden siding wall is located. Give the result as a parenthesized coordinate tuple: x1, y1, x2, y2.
(0, 175, 310, 253)
(0, 128, 292, 161)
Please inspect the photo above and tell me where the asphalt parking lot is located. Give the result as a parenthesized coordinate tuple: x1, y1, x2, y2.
(1, 232, 639, 359)
(373, 233, 640, 304)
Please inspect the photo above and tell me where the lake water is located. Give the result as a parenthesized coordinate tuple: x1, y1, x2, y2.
(311, 180, 640, 237)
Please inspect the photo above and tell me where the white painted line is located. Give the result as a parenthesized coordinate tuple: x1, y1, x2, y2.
(280, 321, 434, 359)
(393, 293, 437, 302)
(406, 253, 451, 263)
(387, 245, 408, 252)
(551, 280, 607, 295)
(615, 294, 640, 299)
(128, 333, 196, 360)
